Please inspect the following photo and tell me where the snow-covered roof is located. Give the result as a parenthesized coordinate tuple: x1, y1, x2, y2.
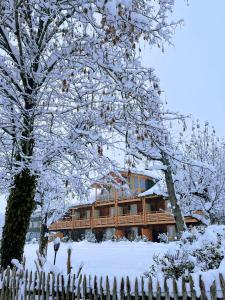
(119, 168, 161, 180)
(138, 180, 167, 197)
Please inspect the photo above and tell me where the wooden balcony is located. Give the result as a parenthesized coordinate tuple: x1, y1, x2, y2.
(49, 211, 198, 231)
(118, 214, 143, 226)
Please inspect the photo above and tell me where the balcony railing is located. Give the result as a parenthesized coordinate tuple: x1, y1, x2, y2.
(118, 214, 143, 225)
(49, 211, 198, 231)
(93, 216, 115, 227)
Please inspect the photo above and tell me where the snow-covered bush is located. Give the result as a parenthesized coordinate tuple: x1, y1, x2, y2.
(158, 233, 169, 243)
(84, 232, 97, 243)
(146, 250, 195, 279)
(146, 225, 225, 279)
(134, 235, 149, 242)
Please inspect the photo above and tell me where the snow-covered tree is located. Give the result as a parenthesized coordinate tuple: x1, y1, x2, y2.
(0, 0, 179, 266)
(176, 122, 225, 224)
(112, 68, 187, 233)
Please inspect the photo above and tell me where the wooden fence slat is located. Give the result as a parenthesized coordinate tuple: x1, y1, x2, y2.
(66, 274, 70, 300)
(126, 276, 131, 300)
(182, 277, 187, 300)
(11, 268, 16, 300)
(135, 277, 139, 300)
(24, 269, 28, 300)
(56, 273, 60, 300)
(27, 270, 32, 300)
(164, 278, 170, 300)
(156, 281, 161, 300)
(0, 277, 5, 300)
(210, 280, 217, 300)
(46, 272, 50, 300)
(113, 277, 117, 300)
(120, 277, 125, 300)
(199, 276, 207, 300)
(106, 275, 110, 300)
(33, 271, 37, 300)
(147, 277, 153, 300)
(141, 277, 145, 300)
(219, 273, 225, 299)
(51, 273, 55, 300)
(94, 275, 98, 300)
(61, 274, 65, 300)
(83, 274, 87, 300)
(71, 274, 76, 300)
(189, 275, 197, 300)
(37, 271, 42, 300)
(173, 278, 178, 300)
(15, 274, 20, 300)
(41, 272, 46, 300)
(77, 274, 82, 300)
(89, 275, 93, 300)
(99, 276, 104, 300)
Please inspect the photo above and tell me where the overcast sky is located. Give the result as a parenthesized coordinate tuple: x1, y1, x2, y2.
(142, 0, 225, 138)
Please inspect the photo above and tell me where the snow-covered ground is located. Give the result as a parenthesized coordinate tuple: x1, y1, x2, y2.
(24, 241, 175, 280)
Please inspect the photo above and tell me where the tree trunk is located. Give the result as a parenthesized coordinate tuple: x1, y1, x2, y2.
(162, 154, 186, 235)
(39, 213, 49, 257)
(1, 169, 36, 268)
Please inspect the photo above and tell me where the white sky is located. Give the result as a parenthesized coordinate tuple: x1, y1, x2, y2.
(142, 0, 225, 138)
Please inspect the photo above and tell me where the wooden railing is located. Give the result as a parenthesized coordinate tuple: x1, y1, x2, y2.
(118, 214, 143, 225)
(93, 216, 115, 227)
(146, 211, 175, 224)
(49, 211, 198, 231)
(49, 219, 73, 230)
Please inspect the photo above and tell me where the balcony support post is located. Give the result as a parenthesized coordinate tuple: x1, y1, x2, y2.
(91, 205, 95, 229)
(115, 190, 118, 227)
(142, 197, 146, 225)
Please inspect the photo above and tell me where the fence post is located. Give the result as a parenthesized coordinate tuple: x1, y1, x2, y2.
(182, 277, 187, 300)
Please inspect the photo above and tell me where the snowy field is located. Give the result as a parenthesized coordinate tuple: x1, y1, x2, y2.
(24, 241, 175, 280)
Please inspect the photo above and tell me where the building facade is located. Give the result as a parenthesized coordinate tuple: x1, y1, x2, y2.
(49, 170, 199, 241)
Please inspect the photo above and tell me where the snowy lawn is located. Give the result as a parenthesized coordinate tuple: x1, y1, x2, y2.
(24, 241, 175, 280)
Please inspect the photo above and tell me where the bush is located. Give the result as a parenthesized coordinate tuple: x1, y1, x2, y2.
(145, 225, 225, 279)
(84, 231, 97, 243)
(146, 250, 195, 279)
(158, 233, 169, 243)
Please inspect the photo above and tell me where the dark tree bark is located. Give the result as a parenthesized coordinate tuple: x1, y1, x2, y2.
(1, 169, 36, 268)
(39, 213, 49, 257)
(162, 153, 186, 235)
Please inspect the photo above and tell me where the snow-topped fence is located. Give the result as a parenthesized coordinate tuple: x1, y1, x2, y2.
(0, 267, 225, 299)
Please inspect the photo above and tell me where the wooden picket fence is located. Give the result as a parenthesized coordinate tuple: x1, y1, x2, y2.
(0, 267, 225, 299)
